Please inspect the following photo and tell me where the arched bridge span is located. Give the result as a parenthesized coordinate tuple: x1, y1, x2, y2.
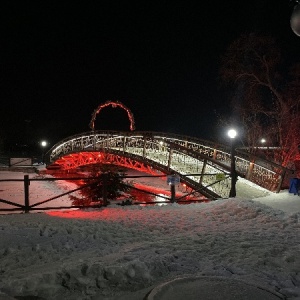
(45, 131, 286, 198)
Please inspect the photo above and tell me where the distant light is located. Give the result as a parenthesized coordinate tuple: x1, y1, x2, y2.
(159, 141, 164, 145)
(41, 141, 47, 147)
(261, 138, 266, 144)
(227, 129, 237, 139)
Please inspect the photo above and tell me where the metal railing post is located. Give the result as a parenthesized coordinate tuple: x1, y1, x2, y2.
(142, 136, 147, 158)
(123, 136, 126, 153)
(102, 174, 108, 206)
(212, 148, 217, 160)
(167, 147, 173, 171)
(24, 175, 30, 213)
(169, 174, 178, 203)
(170, 184, 176, 203)
(93, 133, 96, 150)
(246, 161, 255, 180)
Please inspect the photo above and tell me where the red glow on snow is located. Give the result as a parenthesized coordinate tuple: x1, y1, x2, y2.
(89, 100, 135, 131)
(46, 208, 118, 220)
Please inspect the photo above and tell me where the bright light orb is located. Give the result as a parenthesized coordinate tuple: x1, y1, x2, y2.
(291, 4, 300, 37)
(227, 129, 237, 139)
(261, 138, 266, 144)
(41, 141, 47, 147)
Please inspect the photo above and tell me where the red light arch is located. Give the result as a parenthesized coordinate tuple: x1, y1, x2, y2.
(89, 100, 135, 131)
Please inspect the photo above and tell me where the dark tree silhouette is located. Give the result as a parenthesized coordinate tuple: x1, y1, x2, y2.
(70, 164, 131, 206)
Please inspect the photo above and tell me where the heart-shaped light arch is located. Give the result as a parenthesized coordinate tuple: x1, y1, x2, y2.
(89, 100, 135, 131)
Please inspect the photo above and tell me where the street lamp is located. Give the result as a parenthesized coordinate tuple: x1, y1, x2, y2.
(40, 140, 47, 164)
(228, 129, 237, 197)
(41, 141, 47, 147)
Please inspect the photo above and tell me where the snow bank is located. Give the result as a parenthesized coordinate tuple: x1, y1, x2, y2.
(0, 199, 300, 299)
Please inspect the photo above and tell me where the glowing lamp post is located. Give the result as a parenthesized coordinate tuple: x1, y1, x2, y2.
(228, 129, 237, 198)
(41, 141, 47, 147)
(40, 140, 47, 164)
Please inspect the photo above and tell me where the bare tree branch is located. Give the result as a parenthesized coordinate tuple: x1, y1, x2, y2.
(219, 33, 300, 167)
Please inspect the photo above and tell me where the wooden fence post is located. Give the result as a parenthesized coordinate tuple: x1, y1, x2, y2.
(24, 175, 30, 213)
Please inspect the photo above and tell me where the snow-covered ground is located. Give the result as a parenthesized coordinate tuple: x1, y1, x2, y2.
(0, 169, 300, 299)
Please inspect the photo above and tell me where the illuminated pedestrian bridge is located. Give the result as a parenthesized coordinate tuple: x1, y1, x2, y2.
(45, 130, 286, 199)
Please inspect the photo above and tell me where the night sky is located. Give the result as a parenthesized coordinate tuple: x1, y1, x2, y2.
(1, 1, 299, 151)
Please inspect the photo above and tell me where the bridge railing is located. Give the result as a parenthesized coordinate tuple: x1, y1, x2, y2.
(153, 133, 286, 192)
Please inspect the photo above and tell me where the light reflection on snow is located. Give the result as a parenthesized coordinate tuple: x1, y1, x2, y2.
(154, 193, 168, 206)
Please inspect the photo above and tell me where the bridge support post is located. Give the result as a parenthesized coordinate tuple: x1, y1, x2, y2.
(199, 159, 207, 185)
(24, 175, 30, 213)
